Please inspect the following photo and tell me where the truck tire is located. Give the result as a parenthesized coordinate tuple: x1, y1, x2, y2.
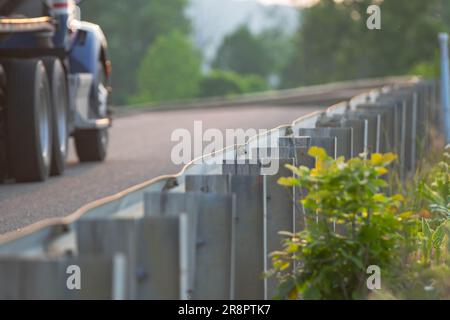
(74, 128, 108, 162)
(5, 59, 53, 182)
(74, 59, 109, 163)
(44, 58, 69, 176)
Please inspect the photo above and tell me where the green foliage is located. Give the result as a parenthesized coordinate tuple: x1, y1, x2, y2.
(257, 28, 295, 82)
(419, 219, 449, 265)
(416, 146, 450, 265)
(409, 59, 439, 78)
(371, 219, 450, 300)
(271, 148, 416, 300)
(370, 146, 450, 300)
(80, 0, 190, 104)
(419, 146, 450, 221)
(370, 259, 450, 300)
(199, 70, 269, 98)
(271, 147, 450, 300)
(281, 0, 447, 88)
(130, 32, 202, 104)
(212, 26, 274, 78)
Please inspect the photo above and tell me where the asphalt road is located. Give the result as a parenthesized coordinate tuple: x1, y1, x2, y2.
(0, 104, 324, 234)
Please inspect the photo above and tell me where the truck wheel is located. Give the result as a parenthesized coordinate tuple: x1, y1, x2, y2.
(44, 58, 69, 176)
(5, 59, 53, 182)
(74, 128, 108, 162)
(74, 58, 109, 163)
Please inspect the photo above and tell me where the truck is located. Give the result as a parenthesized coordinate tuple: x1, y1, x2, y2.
(0, 0, 112, 182)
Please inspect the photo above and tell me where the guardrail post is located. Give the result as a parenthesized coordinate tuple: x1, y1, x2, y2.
(136, 216, 184, 299)
(343, 118, 366, 156)
(357, 104, 400, 153)
(297, 128, 342, 159)
(144, 192, 235, 300)
(185, 173, 264, 300)
(75, 219, 137, 299)
(0, 256, 117, 299)
(186, 157, 297, 300)
(375, 96, 408, 179)
(251, 146, 309, 226)
(263, 158, 297, 299)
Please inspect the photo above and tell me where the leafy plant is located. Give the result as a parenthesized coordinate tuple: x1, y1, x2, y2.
(420, 219, 449, 265)
(270, 147, 417, 300)
(370, 222, 450, 300)
(357, 146, 450, 299)
(417, 146, 450, 265)
(419, 146, 450, 221)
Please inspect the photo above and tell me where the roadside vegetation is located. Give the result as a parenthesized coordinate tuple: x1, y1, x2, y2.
(270, 145, 450, 300)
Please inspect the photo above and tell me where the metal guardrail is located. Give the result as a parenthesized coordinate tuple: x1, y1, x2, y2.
(114, 76, 415, 114)
(0, 78, 439, 299)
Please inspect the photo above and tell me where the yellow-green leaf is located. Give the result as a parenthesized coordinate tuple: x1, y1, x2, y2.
(392, 194, 405, 202)
(308, 146, 327, 160)
(375, 167, 388, 175)
(278, 177, 300, 187)
(285, 164, 304, 176)
(373, 193, 387, 202)
(382, 153, 397, 164)
(399, 211, 413, 219)
(280, 262, 290, 271)
(371, 153, 383, 164)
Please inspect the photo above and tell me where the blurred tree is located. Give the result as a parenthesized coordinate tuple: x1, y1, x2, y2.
(199, 70, 268, 98)
(130, 32, 202, 104)
(409, 57, 440, 78)
(281, 0, 447, 88)
(212, 26, 273, 77)
(258, 28, 295, 87)
(442, 0, 450, 29)
(80, 0, 190, 104)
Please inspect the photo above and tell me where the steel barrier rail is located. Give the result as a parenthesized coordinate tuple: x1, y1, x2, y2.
(115, 76, 416, 114)
(0, 77, 439, 299)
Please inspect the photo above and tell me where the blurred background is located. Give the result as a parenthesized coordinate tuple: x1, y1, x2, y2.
(80, 0, 450, 106)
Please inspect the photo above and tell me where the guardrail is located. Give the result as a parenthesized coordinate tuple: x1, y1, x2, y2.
(114, 76, 415, 114)
(0, 78, 439, 299)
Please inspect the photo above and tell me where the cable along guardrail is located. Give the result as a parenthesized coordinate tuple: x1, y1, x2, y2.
(0, 78, 439, 300)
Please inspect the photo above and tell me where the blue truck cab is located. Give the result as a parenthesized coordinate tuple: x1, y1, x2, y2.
(0, 0, 112, 182)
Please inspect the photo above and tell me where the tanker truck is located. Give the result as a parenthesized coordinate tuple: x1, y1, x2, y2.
(0, 0, 112, 182)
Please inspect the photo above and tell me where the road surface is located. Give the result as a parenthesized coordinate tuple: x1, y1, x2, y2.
(0, 104, 324, 234)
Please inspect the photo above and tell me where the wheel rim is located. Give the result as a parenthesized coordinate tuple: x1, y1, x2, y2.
(98, 83, 108, 117)
(39, 80, 51, 169)
(97, 64, 108, 118)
